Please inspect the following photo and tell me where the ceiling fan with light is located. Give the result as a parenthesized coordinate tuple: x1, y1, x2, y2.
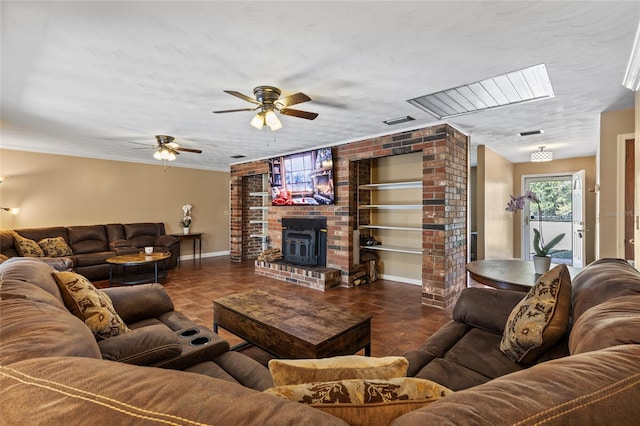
(212, 86, 318, 131)
(131, 135, 202, 162)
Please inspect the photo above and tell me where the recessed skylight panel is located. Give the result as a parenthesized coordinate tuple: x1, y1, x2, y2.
(408, 64, 554, 119)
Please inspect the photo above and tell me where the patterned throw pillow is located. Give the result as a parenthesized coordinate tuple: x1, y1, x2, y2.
(500, 264, 572, 364)
(269, 355, 409, 387)
(38, 237, 73, 257)
(265, 377, 453, 425)
(12, 232, 44, 257)
(52, 271, 130, 339)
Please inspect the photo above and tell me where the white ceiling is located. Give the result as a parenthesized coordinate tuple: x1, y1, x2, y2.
(1, 1, 638, 171)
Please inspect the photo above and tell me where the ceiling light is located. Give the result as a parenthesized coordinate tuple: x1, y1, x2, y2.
(265, 109, 282, 131)
(383, 116, 415, 125)
(250, 112, 265, 130)
(407, 64, 554, 119)
(1, 207, 20, 215)
(153, 147, 176, 162)
(531, 146, 553, 162)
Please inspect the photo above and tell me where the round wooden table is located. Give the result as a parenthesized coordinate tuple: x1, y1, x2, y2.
(106, 252, 171, 286)
(466, 259, 582, 292)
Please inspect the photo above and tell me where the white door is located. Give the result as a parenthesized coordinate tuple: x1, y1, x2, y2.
(572, 170, 586, 268)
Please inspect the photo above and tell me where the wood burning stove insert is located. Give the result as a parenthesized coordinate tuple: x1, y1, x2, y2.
(281, 217, 327, 266)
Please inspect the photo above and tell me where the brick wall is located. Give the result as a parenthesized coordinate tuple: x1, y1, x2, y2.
(230, 123, 468, 308)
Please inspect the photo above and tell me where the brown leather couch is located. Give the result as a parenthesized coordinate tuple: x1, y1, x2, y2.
(0, 257, 346, 424)
(0, 222, 180, 280)
(395, 258, 640, 424)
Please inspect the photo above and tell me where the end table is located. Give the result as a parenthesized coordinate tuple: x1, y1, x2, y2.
(170, 232, 203, 263)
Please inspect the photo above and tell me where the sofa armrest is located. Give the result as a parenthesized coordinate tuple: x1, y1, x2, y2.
(155, 235, 179, 248)
(453, 287, 525, 334)
(101, 283, 175, 324)
(98, 324, 182, 365)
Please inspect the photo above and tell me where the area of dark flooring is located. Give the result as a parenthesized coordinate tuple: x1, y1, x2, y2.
(97, 256, 455, 364)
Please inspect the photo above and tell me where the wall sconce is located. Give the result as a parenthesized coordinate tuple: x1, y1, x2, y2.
(531, 146, 553, 162)
(1, 207, 20, 215)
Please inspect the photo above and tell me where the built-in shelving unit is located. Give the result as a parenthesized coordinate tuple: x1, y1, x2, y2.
(358, 180, 423, 255)
(356, 153, 423, 285)
(248, 176, 270, 249)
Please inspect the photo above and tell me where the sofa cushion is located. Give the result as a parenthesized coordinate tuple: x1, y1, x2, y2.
(571, 258, 640, 323)
(37, 237, 73, 257)
(98, 324, 182, 365)
(500, 264, 572, 364)
(124, 223, 161, 248)
(67, 225, 109, 254)
(0, 257, 65, 303)
(569, 295, 640, 355)
(269, 355, 409, 387)
(12, 232, 44, 257)
(52, 271, 130, 339)
(0, 296, 102, 365)
(0, 357, 348, 426)
(265, 377, 452, 426)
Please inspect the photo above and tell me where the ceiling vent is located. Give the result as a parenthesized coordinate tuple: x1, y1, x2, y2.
(230, 154, 246, 159)
(407, 64, 554, 119)
(383, 116, 415, 125)
(518, 130, 544, 137)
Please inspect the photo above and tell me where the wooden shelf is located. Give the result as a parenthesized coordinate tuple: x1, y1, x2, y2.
(358, 181, 422, 190)
(250, 234, 268, 239)
(249, 206, 269, 210)
(359, 204, 422, 210)
(360, 225, 422, 231)
(359, 245, 423, 255)
(249, 192, 269, 197)
(249, 220, 268, 224)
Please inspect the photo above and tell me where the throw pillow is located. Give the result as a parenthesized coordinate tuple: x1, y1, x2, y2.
(52, 271, 130, 339)
(12, 232, 44, 257)
(37, 236, 73, 257)
(264, 377, 453, 425)
(500, 264, 572, 364)
(269, 355, 409, 387)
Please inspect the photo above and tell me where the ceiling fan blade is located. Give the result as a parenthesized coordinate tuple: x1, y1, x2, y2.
(276, 92, 311, 108)
(280, 108, 318, 120)
(213, 106, 260, 114)
(176, 147, 202, 154)
(224, 90, 261, 105)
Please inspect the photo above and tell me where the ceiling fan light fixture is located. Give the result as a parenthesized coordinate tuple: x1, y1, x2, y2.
(250, 112, 265, 129)
(531, 146, 553, 162)
(265, 109, 282, 131)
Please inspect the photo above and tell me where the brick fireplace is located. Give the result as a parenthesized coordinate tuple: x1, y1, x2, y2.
(230, 123, 468, 308)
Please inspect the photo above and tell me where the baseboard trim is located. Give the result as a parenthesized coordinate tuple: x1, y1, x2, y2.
(179, 250, 229, 261)
(378, 274, 421, 286)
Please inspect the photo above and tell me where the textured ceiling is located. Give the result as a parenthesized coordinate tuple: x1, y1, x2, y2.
(1, 1, 638, 171)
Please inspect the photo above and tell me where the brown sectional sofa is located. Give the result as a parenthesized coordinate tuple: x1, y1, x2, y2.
(0, 222, 180, 280)
(0, 257, 344, 424)
(2, 257, 639, 424)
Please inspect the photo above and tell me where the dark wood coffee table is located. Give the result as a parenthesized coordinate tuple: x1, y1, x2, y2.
(213, 289, 372, 359)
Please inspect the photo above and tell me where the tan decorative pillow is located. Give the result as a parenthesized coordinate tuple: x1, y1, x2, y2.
(13, 233, 44, 257)
(38, 237, 73, 257)
(264, 377, 453, 425)
(52, 271, 130, 339)
(269, 355, 409, 387)
(0, 253, 8, 264)
(500, 264, 572, 364)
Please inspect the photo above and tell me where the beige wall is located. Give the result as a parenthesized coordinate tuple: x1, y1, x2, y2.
(477, 145, 514, 259)
(0, 149, 230, 257)
(598, 108, 635, 258)
(513, 157, 596, 264)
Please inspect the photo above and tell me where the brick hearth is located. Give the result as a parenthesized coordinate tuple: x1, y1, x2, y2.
(254, 260, 341, 291)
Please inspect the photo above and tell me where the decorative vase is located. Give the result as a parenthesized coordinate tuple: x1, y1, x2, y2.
(183, 227, 190, 235)
(533, 255, 551, 274)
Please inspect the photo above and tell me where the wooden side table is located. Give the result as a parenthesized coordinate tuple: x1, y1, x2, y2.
(170, 233, 203, 263)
